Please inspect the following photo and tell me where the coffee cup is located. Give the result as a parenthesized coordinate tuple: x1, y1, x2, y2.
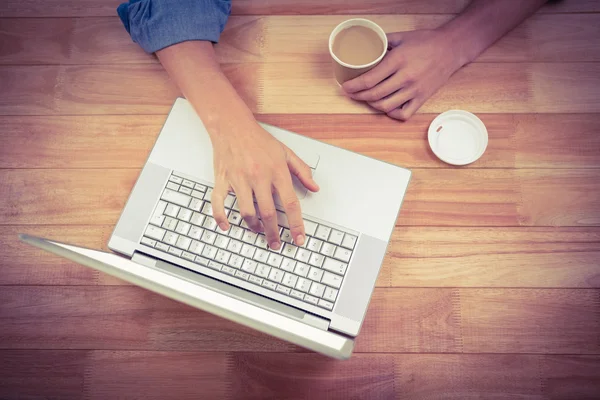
(329, 18, 388, 85)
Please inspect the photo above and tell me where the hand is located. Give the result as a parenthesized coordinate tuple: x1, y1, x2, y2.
(210, 118, 319, 250)
(342, 29, 463, 121)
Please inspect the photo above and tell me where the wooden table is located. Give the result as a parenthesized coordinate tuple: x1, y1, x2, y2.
(1, 1, 599, 398)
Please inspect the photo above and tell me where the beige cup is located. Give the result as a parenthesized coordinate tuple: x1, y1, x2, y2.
(329, 18, 388, 85)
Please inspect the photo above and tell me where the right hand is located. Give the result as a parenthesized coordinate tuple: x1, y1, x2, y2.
(209, 118, 319, 250)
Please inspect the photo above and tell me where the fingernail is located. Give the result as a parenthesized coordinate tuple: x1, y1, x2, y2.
(270, 241, 281, 250)
(219, 223, 228, 231)
(295, 235, 305, 246)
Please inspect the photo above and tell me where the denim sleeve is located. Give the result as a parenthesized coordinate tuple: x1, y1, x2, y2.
(117, 0, 231, 53)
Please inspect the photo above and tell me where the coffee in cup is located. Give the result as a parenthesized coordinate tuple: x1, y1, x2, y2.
(329, 19, 388, 85)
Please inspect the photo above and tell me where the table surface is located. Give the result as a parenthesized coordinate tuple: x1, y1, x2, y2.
(1, 1, 599, 399)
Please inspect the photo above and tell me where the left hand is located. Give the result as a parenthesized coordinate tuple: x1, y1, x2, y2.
(342, 29, 463, 121)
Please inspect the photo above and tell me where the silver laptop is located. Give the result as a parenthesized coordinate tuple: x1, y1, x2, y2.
(20, 98, 411, 359)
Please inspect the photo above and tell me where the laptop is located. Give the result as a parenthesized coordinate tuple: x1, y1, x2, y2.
(20, 98, 411, 359)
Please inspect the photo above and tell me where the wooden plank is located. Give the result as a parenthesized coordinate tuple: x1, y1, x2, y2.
(2, 113, 599, 169)
(459, 289, 600, 354)
(541, 355, 600, 399)
(1, 286, 598, 354)
(1, 0, 597, 17)
(2, 63, 598, 115)
(2, 15, 600, 65)
(2, 168, 600, 227)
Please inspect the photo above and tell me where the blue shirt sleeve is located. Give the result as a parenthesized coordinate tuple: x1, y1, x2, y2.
(117, 0, 231, 53)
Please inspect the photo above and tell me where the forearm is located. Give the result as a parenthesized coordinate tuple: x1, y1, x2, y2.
(156, 41, 253, 145)
(440, 0, 547, 66)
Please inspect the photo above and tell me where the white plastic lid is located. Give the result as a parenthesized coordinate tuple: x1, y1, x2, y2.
(428, 110, 488, 166)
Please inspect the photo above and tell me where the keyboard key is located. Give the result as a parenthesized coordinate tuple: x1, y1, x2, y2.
(195, 256, 209, 266)
(290, 290, 305, 300)
(194, 183, 207, 191)
(167, 181, 180, 191)
(235, 270, 250, 280)
(175, 236, 191, 250)
(208, 260, 222, 271)
(144, 225, 166, 241)
(192, 190, 205, 199)
(276, 285, 291, 295)
(155, 242, 169, 252)
(304, 294, 319, 305)
(268, 268, 284, 283)
(308, 267, 324, 282)
(295, 277, 312, 292)
(253, 249, 270, 263)
(161, 189, 191, 207)
(204, 188, 213, 202)
(294, 262, 309, 277)
(342, 234, 357, 250)
(229, 226, 244, 240)
(224, 195, 235, 208)
(141, 237, 156, 247)
(318, 299, 334, 310)
(202, 217, 218, 231)
(182, 251, 196, 261)
(282, 243, 298, 258)
(295, 248, 311, 263)
(241, 244, 256, 259)
(189, 198, 203, 212)
(163, 232, 179, 245)
(303, 220, 318, 236)
(201, 202, 213, 216)
(182, 179, 195, 188)
(315, 225, 331, 241)
(242, 230, 258, 244)
(280, 229, 293, 243)
(214, 235, 230, 249)
(309, 282, 325, 298)
(177, 208, 192, 222)
(227, 239, 243, 254)
(323, 258, 347, 275)
(168, 246, 183, 257)
(175, 221, 191, 236)
(323, 287, 339, 302)
(267, 253, 283, 268)
(228, 254, 244, 269)
(190, 212, 205, 226)
(255, 234, 268, 249)
(162, 216, 178, 231)
(189, 240, 205, 255)
(248, 275, 263, 285)
(256, 264, 271, 278)
(188, 226, 203, 240)
(169, 175, 183, 184)
(232, 199, 240, 211)
(282, 273, 298, 288)
(320, 242, 336, 257)
(334, 247, 352, 263)
(307, 237, 322, 253)
(321, 271, 342, 289)
(179, 186, 192, 195)
(281, 258, 296, 272)
(201, 230, 217, 245)
(215, 249, 231, 264)
(262, 280, 277, 290)
(153, 200, 167, 216)
(201, 245, 218, 259)
(329, 230, 344, 245)
(150, 215, 165, 226)
(309, 253, 325, 268)
(164, 203, 180, 218)
(242, 259, 257, 274)
(222, 265, 236, 275)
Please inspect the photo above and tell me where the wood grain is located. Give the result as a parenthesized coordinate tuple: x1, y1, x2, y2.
(2, 14, 600, 65)
(1, 286, 598, 354)
(2, 113, 599, 169)
(1, 0, 597, 17)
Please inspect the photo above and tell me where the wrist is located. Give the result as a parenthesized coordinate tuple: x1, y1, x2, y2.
(435, 22, 482, 70)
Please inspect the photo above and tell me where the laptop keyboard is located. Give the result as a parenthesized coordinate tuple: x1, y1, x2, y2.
(140, 172, 357, 312)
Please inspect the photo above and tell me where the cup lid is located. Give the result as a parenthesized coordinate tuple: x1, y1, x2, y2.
(427, 110, 488, 166)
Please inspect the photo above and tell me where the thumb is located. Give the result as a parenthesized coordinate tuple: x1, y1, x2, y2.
(386, 32, 404, 48)
(285, 148, 320, 192)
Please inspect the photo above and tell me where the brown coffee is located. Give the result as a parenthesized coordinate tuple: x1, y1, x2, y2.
(332, 25, 384, 66)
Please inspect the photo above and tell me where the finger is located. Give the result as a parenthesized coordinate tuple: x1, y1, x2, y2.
(286, 149, 320, 192)
(275, 179, 305, 246)
(254, 185, 281, 250)
(386, 97, 423, 121)
(234, 184, 263, 233)
(349, 72, 407, 102)
(368, 87, 417, 114)
(211, 178, 230, 231)
(386, 32, 404, 48)
(342, 56, 397, 94)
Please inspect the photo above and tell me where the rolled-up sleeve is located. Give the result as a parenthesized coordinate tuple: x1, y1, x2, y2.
(117, 0, 231, 53)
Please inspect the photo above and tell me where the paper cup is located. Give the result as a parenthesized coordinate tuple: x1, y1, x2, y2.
(329, 18, 388, 85)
